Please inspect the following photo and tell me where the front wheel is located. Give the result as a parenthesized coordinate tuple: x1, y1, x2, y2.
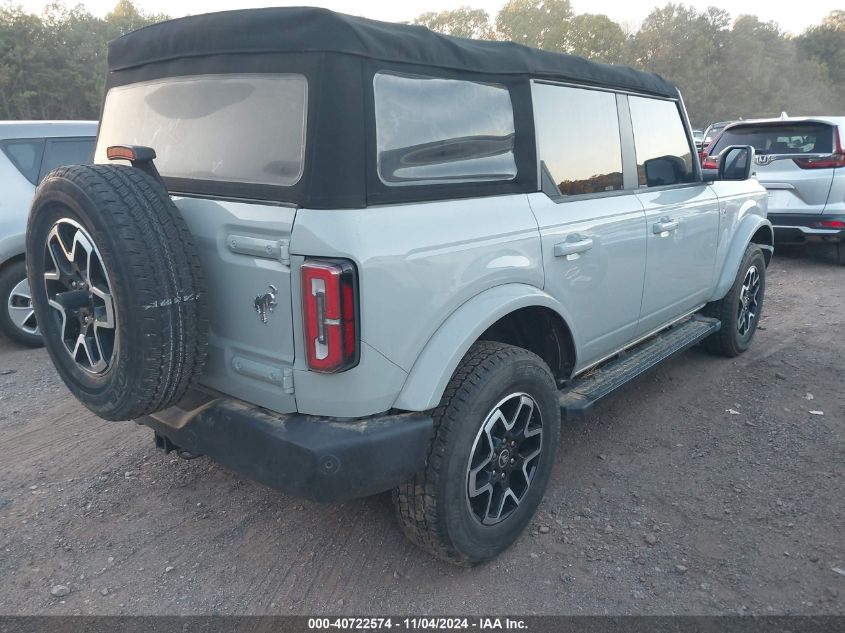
(393, 342, 560, 565)
(702, 244, 766, 357)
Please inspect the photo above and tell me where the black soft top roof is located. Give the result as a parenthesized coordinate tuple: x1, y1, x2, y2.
(108, 6, 678, 98)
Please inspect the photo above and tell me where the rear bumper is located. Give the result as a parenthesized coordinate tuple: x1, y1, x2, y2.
(769, 213, 845, 243)
(139, 390, 433, 502)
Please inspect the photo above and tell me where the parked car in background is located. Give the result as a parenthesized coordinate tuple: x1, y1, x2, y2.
(0, 121, 97, 345)
(692, 128, 704, 149)
(705, 116, 845, 265)
(702, 121, 732, 150)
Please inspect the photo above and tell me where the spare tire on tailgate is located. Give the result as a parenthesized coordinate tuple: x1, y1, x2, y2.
(26, 164, 208, 421)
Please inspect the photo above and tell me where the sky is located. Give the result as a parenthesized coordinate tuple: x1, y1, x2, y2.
(14, 0, 841, 35)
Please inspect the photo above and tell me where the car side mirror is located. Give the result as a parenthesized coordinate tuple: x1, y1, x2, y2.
(643, 155, 686, 187)
(716, 145, 755, 181)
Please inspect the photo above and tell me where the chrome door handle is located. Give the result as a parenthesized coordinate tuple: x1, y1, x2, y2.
(554, 236, 594, 257)
(653, 217, 679, 234)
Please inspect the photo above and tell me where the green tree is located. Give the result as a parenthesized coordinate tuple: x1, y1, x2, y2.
(0, 1, 167, 120)
(104, 0, 168, 39)
(413, 6, 493, 39)
(495, 0, 574, 51)
(798, 10, 845, 86)
(629, 3, 729, 124)
(711, 15, 838, 122)
(568, 13, 627, 62)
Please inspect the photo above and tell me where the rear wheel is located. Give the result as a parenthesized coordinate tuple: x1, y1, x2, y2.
(702, 244, 766, 357)
(26, 164, 208, 420)
(393, 342, 560, 565)
(836, 241, 845, 266)
(0, 259, 42, 347)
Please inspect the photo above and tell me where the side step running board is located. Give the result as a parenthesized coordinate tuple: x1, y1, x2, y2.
(559, 314, 720, 418)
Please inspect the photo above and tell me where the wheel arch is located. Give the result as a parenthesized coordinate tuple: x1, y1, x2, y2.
(0, 252, 25, 273)
(710, 215, 773, 302)
(0, 233, 26, 273)
(393, 284, 578, 411)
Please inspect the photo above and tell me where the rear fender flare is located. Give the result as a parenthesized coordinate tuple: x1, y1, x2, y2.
(393, 283, 578, 411)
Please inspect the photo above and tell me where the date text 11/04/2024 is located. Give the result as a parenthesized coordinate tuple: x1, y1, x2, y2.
(307, 618, 528, 631)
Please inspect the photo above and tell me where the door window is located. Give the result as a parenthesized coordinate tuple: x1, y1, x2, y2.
(532, 83, 623, 196)
(629, 96, 695, 188)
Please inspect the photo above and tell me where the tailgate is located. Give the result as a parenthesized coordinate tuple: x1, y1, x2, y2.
(755, 159, 834, 215)
(175, 197, 298, 414)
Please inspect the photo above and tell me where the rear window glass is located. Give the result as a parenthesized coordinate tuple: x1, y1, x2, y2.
(1, 139, 45, 185)
(95, 74, 308, 187)
(712, 123, 833, 156)
(374, 72, 517, 186)
(39, 138, 94, 182)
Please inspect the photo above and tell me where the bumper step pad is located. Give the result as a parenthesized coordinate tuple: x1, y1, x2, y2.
(559, 315, 720, 418)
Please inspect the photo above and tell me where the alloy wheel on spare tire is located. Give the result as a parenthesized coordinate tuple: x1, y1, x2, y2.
(26, 164, 208, 421)
(393, 341, 560, 565)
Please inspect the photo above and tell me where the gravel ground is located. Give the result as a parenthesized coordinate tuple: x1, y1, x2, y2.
(0, 247, 843, 615)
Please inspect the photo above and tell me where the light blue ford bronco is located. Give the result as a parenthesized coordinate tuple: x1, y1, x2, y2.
(25, 8, 772, 564)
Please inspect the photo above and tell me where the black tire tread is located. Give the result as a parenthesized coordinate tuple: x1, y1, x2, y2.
(28, 164, 207, 420)
(392, 341, 548, 566)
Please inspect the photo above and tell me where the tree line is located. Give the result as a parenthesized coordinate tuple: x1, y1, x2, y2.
(0, 0, 166, 120)
(1, 0, 843, 126)
(415, 1, 845, 126)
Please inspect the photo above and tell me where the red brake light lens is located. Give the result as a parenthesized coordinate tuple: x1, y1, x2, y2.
(817, 219, 845, 228)
(301, 259, 359, 373)
(793, 128, 845, 170)
(701, 154, 719, 170)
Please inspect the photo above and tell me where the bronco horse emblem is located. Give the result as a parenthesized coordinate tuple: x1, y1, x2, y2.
(254, 284, 278, 324)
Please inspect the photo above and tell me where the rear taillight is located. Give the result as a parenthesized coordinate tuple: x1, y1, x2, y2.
(301, 259, 359, 373)
(817, 219, 845, 228)
(701, 136, 720, 170)
(794, 128, 845, 169)
(701, 154, 719, 170)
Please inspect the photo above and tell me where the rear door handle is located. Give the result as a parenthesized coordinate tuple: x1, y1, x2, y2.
(554, 236, 594, 257)
(653, 217, 679, 234)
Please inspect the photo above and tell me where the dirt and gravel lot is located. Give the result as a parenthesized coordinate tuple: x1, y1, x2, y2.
(0, 247, 842, 616)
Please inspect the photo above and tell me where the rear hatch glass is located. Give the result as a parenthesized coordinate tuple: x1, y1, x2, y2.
(711, 122, 833, 157)
(712, 122, 836, 215)
(95, 74, 307, 187)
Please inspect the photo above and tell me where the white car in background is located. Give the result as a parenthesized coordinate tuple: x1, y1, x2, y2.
(704, 116, 845, 265)
(0, 121, 97, 346)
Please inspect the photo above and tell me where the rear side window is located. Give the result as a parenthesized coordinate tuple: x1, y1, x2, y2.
(95, 74, 308, 187)
(629, 96, 695, 188)
(1, 139, 45, 185)
(532, 82, 623, 196)
(39, 138, 95, 182)
(712, 123, 833, 156)
(374, 72, 517, 186)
